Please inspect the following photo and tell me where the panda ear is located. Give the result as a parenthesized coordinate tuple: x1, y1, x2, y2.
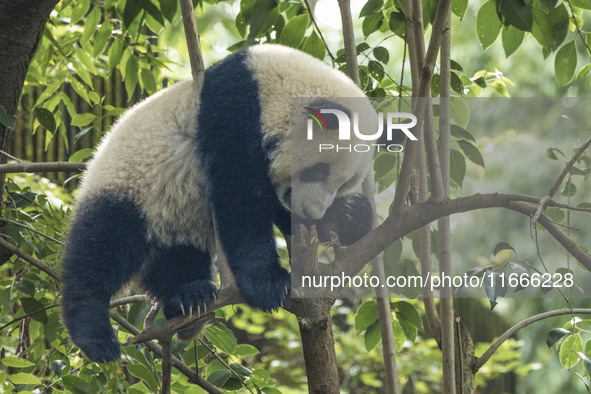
(308, 100, 351, 130)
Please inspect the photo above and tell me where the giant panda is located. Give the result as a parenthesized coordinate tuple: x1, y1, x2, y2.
(61, 44, 395, 363)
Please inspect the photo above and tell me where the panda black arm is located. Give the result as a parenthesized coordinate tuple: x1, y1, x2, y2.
(196, 50, 290, 311)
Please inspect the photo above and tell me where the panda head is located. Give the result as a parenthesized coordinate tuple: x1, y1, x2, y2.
(280, 97, 379, 220)
(246, 45, 382, 220)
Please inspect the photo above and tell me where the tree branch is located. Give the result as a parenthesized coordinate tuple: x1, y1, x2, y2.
(179, 0, 205, 99)
(532, 137, 591, 223)
(108, 311, 223, 394)
(332, 193, 591, 277)
(473, 308, 591, 372)
(0, 237, 60, 280)
(0, 161, 85, 174)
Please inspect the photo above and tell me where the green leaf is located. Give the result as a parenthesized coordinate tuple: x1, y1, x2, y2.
(70, 0, 90, 24)
(431, 74, 440, 96)
(477, 1, 502, 50)
(577, 64, 591, 79)
(140, 68, 157, 94)
(450, 149, 466, 187)
(71, 113, 97, 127)
(34, 108, 56, 133)
(373, 46, 389, 64)
(551, 4, 569, 50)
(452, 0, 468, 18)
(69, 148, 94, 163)
(559, 334, 583, 367)
(208, 370, 231, 387)
(127, 364, 158, 392)
(1, 356, 35, 368)
(450, 124, 476, 142)
(368, 60, 384, 81)
(451, 71, 464, 94)
(364, 321, 381, 351)
(388, 11, 406, 37)
(62, 375, 91, 394)
(450, 60, 463, 71)
(547, 328, 570, 347)
(94, 21, 112, 57)
(230, 363, 251, 376)
(139, 0, 165, 27)
(373, 153, 397, 179)
(247, 0, 279, 41)
(499, 0, 532, 31)
(546, 207, 565, 223)
(74, 47, 97, 75)
(450, 99, 469, 127)
(235, 344, 259, 357)
(502, 25, 525, 58)
(493, 242, 515, 256)
(457, 140, 485, 167)
(302, 31, 325, 60)
(362, 13, 383, 37)
(532, 7, 555, 49)
(279, 14, 310, 48)
(0, 105, 16, 130)
(83, 8, 101, 44)
(394, 301, 422, 329)
(359, 0, 384, 17)
(125, 56, 140, 98)
(205, 322, 238, 353)
(571, 0, 591, 10)
(20, 297, 48, 324)
(123, 0, 144, 29)
(9, 372, 41, 385)
(578, 352, 591, 376)
(158, 0, 178, 22)
(108, 39, 124, 72)
(555, 41, 577, 86)
(355, 300, 378, 334)
(561, 179, 577, 197)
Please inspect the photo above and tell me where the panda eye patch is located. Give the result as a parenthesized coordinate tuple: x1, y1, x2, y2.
(300, 163, 330, 183)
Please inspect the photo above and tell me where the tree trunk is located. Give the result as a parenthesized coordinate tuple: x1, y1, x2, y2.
(0, 0, 58, 261)
(292, 298, 339, 393)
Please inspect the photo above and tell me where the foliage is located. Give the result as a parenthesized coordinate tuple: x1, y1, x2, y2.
(2, 0, 591, 392)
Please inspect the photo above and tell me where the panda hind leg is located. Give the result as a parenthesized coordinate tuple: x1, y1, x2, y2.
(141, 243, 217, 320)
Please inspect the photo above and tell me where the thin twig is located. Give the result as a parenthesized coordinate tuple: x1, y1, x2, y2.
(0, 304, 59, 332)
(303, 0, 336, 62)
(110, 295, 151, 308)
(532, 137, 591, 223)
(0, 217, 62, 244)
(473, 308, 591, 372)
(179, 0, 206, 100)
(565, 0, 591, 56)
(109, 311, 223, 393)
(0, 237, 60, 280)
(198, 337, 255, 393)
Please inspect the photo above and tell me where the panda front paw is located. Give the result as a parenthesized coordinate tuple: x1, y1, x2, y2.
(75, 332, 121, 363)
(235, 266, 291, 311)
(163, 280, 218, 320)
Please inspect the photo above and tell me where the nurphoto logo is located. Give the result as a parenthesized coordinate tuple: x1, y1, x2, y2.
(304, 108, 418, 153)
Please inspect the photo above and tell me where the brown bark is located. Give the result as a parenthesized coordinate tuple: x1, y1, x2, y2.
(292, 298, 339, 393)
(0, 0, 59, 260)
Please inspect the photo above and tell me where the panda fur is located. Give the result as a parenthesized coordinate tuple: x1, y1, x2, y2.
(62, 44, 384, 362)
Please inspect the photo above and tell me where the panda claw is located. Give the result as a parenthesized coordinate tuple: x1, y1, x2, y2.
(213, 293, 217, 303)
(189, 305, 193, 319)
(197, 305, 201, 317)
(180, 303, 186, 316)
(203, 304, 207, 314)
